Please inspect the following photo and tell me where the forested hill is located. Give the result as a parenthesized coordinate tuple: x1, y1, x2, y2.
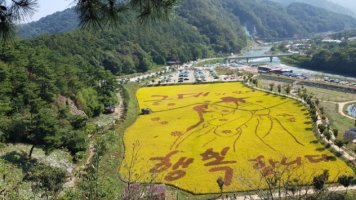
(287, 3, 356, 34)
(18, 8, 79, 38)
(0, 0, 248, 170)
(16, 0, 252, 76)
(18, 0, 356, 40)
(283, 41, 356, 76)
(270, 0, 356, 17)
(216, 0, 356, 38)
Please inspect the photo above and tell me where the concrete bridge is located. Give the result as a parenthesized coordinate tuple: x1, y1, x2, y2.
(226, 53, 295, 63)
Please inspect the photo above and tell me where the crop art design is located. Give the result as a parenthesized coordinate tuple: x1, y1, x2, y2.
(120, 83, 353, 194)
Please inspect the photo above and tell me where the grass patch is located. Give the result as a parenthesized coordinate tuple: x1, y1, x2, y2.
(320, 102, 354, 140)
(305, 87, 356, 102)
(93, 83, 141, 199)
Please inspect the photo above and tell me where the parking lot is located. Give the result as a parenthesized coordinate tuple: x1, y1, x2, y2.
(153, 67, 221, 84)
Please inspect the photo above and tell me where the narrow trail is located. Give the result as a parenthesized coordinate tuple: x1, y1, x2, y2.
(338, 101, 356, 120)
(323, 100, 356, 120)
(218, 185, 356, 200)
(64, 90, 125, 188)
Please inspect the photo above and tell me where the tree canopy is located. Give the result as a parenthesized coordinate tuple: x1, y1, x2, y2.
(0, 0, 178, 42)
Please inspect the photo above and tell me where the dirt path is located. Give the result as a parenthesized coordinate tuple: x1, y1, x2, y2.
(218, 185, 356, 200)
(323, 100, 356, 120)
(64, 91, 125, 188)
(338, 101, 356, 120)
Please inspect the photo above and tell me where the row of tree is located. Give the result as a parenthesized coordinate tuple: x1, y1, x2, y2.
(285, 40, 356, 76)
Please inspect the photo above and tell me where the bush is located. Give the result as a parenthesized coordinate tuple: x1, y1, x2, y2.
(74, 151, 86, 162)
(334, 139, 345, 149)
(335, 152, 343, 157)
(318, 124, 326, 133)
(76, 88, 104, 117)
(62, 130, 87, 156)
(25, 163, 66, 198)
(70, 115, 88, 129)
(324, 192, 345, 200)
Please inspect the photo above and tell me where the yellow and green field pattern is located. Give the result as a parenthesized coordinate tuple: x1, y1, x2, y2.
(120, 82, 354, 194)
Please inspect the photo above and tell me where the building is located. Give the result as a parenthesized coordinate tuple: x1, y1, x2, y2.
(257, 66, 293, 74)
(321, 39, 342, 43)
(167, 60, 181, 66)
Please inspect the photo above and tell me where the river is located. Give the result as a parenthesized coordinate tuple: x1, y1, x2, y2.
(241, 45, 356, 81)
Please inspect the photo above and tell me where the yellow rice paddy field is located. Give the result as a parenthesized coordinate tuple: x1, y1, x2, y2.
(119, 82, 354, 194)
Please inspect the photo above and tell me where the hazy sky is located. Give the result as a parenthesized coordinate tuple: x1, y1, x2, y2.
(27, 0, 356, 23)
(29, 0, 73, 22)
(329, 0, 356, 13)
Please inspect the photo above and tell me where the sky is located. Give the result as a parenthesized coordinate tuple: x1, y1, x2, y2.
(27, 0, 356, 23)
(329, 0, 356, 13)
(28, 0, 73, 22)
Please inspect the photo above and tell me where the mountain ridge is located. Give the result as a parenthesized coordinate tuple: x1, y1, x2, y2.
(18, 0, 356, 40)
(270, 0, 356, 17)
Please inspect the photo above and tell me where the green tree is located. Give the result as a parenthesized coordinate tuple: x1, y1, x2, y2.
(28, 107, 61, 158)
(335, 139, 345, 153)
(277, 84, 282, 93)
(337, 175, 353, 194)
(285, 84, 292, 94)
(313, 170, 329, 192)
(77, 88, 103, 117)
(79, 139, 107, 199)
(333, 129, 339, 138)
(324, 130, 331, 141)
(25, 163, 67, 199)
(269, 83, 275, 91)
(0, 0, 178, 43)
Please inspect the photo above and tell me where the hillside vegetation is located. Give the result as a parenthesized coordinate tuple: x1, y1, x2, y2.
(4, 0, 356, 158)
(1, 0, 252, 159)
(271, 0, 356, 17)
(283, 40, 356, 76)
(2, 0, 356, 198)
(18, 0, 356, 40)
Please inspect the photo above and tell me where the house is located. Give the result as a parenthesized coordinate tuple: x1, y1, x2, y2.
(258, 66, 272, 73)
(167, 60, 181, 66)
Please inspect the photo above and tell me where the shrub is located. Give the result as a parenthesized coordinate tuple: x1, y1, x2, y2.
(25, 163, 66, 198)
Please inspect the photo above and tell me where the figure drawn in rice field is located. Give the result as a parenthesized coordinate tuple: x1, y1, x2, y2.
(170, 96, 304, 152)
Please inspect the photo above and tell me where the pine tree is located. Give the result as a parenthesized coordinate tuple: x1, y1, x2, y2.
(0, 0, 178, 42)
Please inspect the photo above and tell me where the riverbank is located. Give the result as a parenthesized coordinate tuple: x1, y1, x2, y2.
(280, 55, 356, 81)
